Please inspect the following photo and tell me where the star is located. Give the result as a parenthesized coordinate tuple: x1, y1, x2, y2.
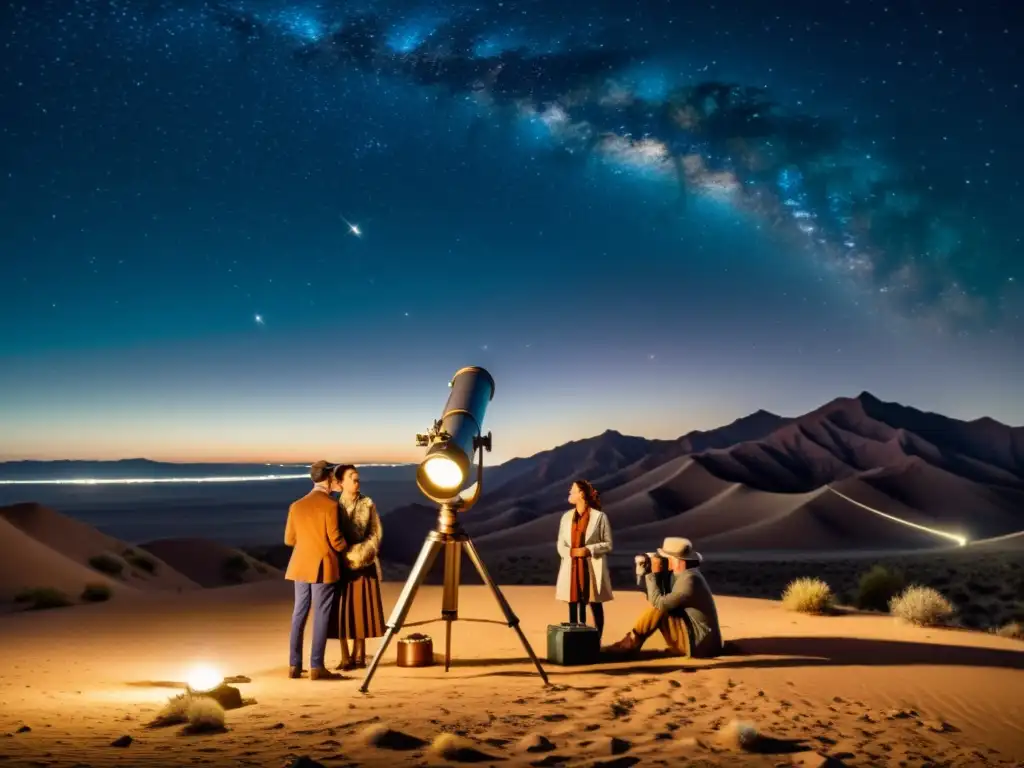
(342, 216, 362, 237)
(254, 314, 265, 326)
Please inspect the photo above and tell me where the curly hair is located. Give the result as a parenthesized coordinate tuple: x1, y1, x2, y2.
(333, 463, 357, 482)
(572, 478, 602, 510)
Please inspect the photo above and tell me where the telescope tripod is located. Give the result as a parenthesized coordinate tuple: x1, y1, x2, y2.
(358, 502, 550, 693)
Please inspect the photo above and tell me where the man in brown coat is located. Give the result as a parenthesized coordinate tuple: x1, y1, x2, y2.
(286, 461, 347, 680)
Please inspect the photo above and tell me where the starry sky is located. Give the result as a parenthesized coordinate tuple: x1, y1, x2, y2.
(1, 0, 1022, 464)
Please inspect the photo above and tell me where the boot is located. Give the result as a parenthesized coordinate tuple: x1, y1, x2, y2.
(310, 667, 343, 681)
(602, 630, 642, 656)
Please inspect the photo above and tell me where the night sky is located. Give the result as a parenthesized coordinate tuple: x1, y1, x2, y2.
(1, 0, 1022, 464)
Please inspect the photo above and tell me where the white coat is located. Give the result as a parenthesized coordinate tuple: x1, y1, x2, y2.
(555, 508, 614, 603)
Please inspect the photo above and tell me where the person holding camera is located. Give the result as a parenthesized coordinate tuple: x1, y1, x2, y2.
(602, 536, 722, 659)
(555, 479, 614, 642)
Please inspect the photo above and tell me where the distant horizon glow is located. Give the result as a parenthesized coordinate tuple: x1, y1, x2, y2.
(0, 463, 418, 486)
(0, 473, 310, 486)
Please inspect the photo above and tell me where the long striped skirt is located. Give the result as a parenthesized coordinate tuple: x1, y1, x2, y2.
(329, 565, 386, 640)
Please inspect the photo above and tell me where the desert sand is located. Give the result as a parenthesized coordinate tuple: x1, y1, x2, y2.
(0, 503, 281, 610)
(1, 580, 1022, 768)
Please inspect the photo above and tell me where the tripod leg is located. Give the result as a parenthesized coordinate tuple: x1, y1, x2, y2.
(359, 534, 444, 693)
(441, 540, 461, 673)
(444, 618, 453, 672)
(461, 537, 549, 686)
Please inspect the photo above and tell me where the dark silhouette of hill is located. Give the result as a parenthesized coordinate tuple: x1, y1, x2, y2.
(693, 392, 1024, 493)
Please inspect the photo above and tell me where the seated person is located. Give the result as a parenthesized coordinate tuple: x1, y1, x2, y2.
(602, 536, 723, 658)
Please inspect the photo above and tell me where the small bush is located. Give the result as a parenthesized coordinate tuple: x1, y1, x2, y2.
(14, 587, 73, 610)
(856, 564, 906, 611)
(125, 552, 157, 574)
(222, 554, 250, 580)
(889, 585, 954, 626)
(184, 697, 227, 734)
(149, 693, 226, 733)
(81, 583, 112, 602)
(995, 622, 1024, 640)
(89, 554, 124, 576)
(781, 577, 834, 614)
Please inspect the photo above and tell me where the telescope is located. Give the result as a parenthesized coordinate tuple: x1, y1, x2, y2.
(414, 366, 495, 503)
(359, 366, 548, 693)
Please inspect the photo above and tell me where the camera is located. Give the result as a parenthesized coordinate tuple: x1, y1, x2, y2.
(634, 552, 665, 573)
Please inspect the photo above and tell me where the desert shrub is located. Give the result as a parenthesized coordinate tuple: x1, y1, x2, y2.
(89, 553, 124, 576)
(14, 587, 73, 610)
(125, 552, 157, 574)
(889, 585, 954, 626)
(995, 621, 1024, 640)
(781, 577, 834, 614)
(222, 554, 250, 583)
(80, 583, 112, 602)
(184, 697, 227, 733)
(856, 564, 906, 611)
(149, 693, 226, 733)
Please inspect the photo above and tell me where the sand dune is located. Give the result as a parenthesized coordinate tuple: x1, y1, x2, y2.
(0, 503, 198, 592)
(853, 460, 1024, 538)
(967, 530, 1024, 552)
(612, 485, 823, 548)
(0, 516, 129, 605)
(139, 538, 282, 588)
(697, 487, 948, 554)
(602, 456, 737, 527)
(0, 583, 1021, 767)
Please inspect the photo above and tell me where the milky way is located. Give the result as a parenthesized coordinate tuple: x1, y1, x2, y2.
(6, 0, 1021, 334)
(187, 0, 1021, 332)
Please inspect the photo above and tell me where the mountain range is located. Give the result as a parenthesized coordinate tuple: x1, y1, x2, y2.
(382, 392, 1024, 562)
(5, 392, 1024, 561)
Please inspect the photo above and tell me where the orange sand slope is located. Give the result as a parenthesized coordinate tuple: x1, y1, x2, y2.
(0, 503, 199, 604)
(0, 516, 128, 602)
(0, 583, 1021, 767)
(140, 537, 282, 587)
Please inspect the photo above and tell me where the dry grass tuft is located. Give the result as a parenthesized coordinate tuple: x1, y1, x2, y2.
(148, 693, 227, 734)
(716, 719, 760, 751)
(14, 587, 73, 610)
(995, 621, 1024, 640)
(781, 577, 834, 614)
(184, 697, 227, 734)
(889, 585, 954, 626)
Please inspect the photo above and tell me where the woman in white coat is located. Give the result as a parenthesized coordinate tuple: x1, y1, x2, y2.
(556, 479, 614, 641)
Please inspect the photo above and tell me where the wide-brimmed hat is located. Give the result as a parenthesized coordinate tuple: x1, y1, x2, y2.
(657, 536, 702, 563)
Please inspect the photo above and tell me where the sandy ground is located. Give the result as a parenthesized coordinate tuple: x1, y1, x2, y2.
(1, 582, 1022, 767)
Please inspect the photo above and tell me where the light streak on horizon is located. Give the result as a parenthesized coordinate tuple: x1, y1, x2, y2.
(0, 462, 417, 486)
(827, 486, 968, 547)
(0, 474, 310, 486)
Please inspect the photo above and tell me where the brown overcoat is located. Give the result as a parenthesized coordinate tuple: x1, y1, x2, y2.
(284, 490, 346, 583)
